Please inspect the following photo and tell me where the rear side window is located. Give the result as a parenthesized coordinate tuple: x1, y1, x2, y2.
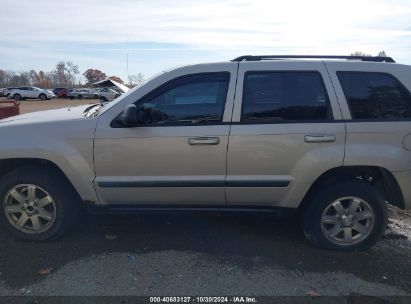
(241, 72, 331, 123)
(337, 72, 411, 120)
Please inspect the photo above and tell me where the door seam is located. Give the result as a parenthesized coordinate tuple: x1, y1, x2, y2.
(323, 61, 347, 165)
(225, 62, 240, 204)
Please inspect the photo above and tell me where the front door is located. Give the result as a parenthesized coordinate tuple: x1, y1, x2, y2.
(93, 63, 237, 206)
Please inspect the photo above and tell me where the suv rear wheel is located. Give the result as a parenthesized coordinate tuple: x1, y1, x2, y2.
(301, 180, 387, 251)
(13, 94, 22, 101)
(39, 93, 47, 101)
(0, 166, 78, 241)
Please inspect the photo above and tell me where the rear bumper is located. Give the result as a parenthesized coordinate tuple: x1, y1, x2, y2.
(392, 170, 411, 209)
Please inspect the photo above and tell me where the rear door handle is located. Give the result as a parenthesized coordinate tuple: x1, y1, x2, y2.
(304, 134, 336, 143)
(188, 137, 220, 145)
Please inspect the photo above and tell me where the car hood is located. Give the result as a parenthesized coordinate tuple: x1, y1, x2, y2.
(0, 104, 94, 126)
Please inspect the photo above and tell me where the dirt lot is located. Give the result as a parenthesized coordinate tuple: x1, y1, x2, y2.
(0, 96, 410, 301)
(0, 96, 94, 114)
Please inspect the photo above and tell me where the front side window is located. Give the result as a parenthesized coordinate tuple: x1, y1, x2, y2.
(241, 71, 331, 122)
(134, 73, 229, 125)
(337, 72, 411, 120)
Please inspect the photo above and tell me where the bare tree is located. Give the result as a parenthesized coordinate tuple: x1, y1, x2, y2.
(350, 51, 372, 57)
(18, 71, 30, 86)
(52, 61, 79, 87)
(128, 73, 145, 87)
(377, 50, 387, 57)
(66, 62, 79, 86)
(1, 71, 18, 87)
(350, 51, 389, 57)
(0, 70, 6, 87)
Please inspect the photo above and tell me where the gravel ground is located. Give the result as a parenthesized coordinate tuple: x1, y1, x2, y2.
(0, 205, 410, 299)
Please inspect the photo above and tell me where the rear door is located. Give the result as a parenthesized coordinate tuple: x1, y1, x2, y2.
(226, 60, 346, 207)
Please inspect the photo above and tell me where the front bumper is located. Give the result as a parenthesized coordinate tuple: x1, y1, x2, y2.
(392, 170, 411, 209)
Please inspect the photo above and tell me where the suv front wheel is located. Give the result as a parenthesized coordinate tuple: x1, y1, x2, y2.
(0, 166, 78, 241)
(301, 180, 387, 251)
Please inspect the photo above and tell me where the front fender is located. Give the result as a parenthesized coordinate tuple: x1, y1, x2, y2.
(0, 117, 98, 203)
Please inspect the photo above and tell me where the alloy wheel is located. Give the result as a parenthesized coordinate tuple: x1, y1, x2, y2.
(321, 196, 375, 246)
(3, 184, 56, 234)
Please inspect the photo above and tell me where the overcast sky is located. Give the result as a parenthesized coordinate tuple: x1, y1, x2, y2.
(1, 0, 411, 81)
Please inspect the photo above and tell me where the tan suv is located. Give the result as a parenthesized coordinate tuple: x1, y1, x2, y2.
(0, 55, 410, 250)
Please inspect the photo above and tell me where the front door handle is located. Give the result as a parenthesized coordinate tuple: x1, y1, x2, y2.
(304, 134, 336, 143)
(188, 137, 220, 145)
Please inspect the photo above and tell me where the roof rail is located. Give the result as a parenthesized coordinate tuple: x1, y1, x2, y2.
(232, 55, 396, 63)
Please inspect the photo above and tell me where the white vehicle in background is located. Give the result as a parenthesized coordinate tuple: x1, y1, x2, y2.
(9, 86, 55, 101)
(67, 88, 99, 100)
(97, 88, 121, 103)
(3, 88, 17, 99)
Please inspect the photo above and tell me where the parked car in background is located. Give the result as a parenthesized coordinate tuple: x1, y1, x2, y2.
(52, 87, 69, 98)
(0, 88, 5, 97)
(3, 88, 16, 98)
(9, 86, 55, 101)
(67, 89, 99, 100)
(97, 88, 121, 103)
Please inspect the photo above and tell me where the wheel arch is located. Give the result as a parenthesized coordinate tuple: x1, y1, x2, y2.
(0, 158, 83, 203)
(298, 166, 405, 212)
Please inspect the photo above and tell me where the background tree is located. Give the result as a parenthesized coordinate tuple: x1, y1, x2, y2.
(127, 73, 145, 87)
(38, 71, 52, 88)
(350, 51, 372, 56)
(1, 62, 144, 89)
(0, 70, 6, 87)
(52, 61, 79, 87)
(350, 51, 388, 57)
(377, 50, 387, 57)
(83, 69, 107, 84)
(29, 70, 40, 86)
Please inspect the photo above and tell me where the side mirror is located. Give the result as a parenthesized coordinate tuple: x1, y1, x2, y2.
(119, 104, 140, 126)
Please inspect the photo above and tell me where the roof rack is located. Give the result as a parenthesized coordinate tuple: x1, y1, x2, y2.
(232, 55, 396, 63)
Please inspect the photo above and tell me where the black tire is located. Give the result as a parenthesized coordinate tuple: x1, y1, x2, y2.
(300, 179, 387, 251)
(0, 166, 79, 241)
(39, 93, 47, 101)
(13, 94, 22, 101)
(78, 94, 83, 99)
(100, 97, 107, 103)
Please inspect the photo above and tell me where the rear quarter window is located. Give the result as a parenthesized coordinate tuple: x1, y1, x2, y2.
(337, 72, 411, 120)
